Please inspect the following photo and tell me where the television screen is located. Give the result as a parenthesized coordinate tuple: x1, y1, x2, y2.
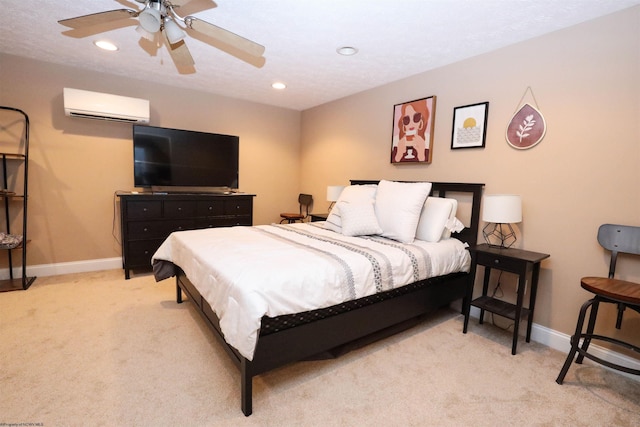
(133, 125, 239, 190)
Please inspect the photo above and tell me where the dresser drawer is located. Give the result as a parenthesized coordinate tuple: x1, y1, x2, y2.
(164, 200, 198, 218)
(225, 198, 252, 215)
(127, 200, 162, 219)
(196, 200, 225, 216)
(127, 220, 167, 239)
(196, 215, 251, 228)
(127, 239, 164, 267)
(165, 219, 197, 233)
(475, 251, 523, 273)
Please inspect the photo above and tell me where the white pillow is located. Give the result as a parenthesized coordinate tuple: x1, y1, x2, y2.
(416, 197, 458, 242)
(324, 185, 378, 233)
(374, 180, 432, 243)
(339, 201, 383, 237)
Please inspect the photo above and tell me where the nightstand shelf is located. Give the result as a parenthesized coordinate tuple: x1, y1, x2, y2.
(471, 295, 531, 321)
(310, 213, 328, 222)
(463, 243, 549, 354)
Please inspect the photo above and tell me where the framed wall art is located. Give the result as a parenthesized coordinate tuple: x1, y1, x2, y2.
(506, 87, 546, 150)
(391, 96, 436, 164)
(451, 102, 489, 149)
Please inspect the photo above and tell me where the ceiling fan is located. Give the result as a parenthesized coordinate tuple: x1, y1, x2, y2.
(58, 0, 265, 71)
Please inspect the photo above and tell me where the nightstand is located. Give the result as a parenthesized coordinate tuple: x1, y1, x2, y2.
(463, 243, 550, 354)
(310, 213, 329, 222)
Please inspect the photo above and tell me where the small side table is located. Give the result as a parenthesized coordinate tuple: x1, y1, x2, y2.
(463, 243, 550, 355)
(310, 213, 329, 222)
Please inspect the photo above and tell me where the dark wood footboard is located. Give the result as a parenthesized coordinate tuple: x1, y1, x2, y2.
(176, 268, 469, 416)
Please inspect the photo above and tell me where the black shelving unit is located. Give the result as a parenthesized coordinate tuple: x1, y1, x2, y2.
(0, 106, 36, 291)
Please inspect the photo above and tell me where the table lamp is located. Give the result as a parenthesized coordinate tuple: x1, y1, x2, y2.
(482, 194, 522, 248)
(326, 185, 345, 211)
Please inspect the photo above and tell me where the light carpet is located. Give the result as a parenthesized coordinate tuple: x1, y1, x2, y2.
(1, 270, 639, 426)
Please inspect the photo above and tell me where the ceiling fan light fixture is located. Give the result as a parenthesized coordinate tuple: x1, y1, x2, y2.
(139, 7, 161, 33)
(135, 25, 155, 42)
(164, 18, 186, 44)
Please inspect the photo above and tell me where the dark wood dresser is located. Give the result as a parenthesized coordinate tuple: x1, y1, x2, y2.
(118, 192, 254, 279)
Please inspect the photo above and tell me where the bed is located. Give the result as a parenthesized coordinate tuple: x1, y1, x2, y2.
(152, 180, 484, 416)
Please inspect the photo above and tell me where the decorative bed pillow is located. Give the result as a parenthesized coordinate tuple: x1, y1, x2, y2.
(415, 197, 458, 242)
(324, 185, 377, 233)
(339, 201, 383, 237)
(374, 180, 432, 243)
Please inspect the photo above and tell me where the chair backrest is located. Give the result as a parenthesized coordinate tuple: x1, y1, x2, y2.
(597, 224, 640, 278)
(298, 194, 313, 216)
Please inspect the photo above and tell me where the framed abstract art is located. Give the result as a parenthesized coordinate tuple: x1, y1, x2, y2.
(391, 96, 436, 164)
(451, 102, 489, 149)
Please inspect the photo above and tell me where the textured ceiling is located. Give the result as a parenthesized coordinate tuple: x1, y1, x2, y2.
(1, 0, 639, 111)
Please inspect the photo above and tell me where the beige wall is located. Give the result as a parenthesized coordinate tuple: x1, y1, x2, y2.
(1, 7, 638, 347)
(0, 54, 301, 267)
(300, 8, 640, 341)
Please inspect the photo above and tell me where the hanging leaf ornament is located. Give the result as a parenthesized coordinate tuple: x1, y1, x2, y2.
(506, 103, 546, 149)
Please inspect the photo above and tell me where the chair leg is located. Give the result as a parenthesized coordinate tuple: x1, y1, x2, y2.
(556, 297, 596, 384)
(576, 297, 600, 364)
(615, 303, 626, 329)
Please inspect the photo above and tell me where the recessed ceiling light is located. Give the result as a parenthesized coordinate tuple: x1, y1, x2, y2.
(337, 46, 358, 56)
(271, 82, 286, 90)
(94, 40, 118, 51)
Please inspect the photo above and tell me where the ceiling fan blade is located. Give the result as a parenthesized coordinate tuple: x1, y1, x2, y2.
(185, 17, 265, 58)
(167, 0, 217, 16)
(58, 9, 139, 29)
(164, 32, 196, 72)
(138, 31, 162, 57)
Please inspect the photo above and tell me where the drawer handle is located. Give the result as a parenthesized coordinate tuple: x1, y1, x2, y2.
(178, 207, 182, 211)
(208, 206, 213, 211)
(494, 259, 500, 264)
(143, 208, 148, 212)
(143, 227, 148, 232)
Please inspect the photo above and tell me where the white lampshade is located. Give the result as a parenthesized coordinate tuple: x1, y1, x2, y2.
(164, 18, 185, 44)
(139, 7, 161, 33)
(482, 194, 522, 224)
(326, 185, 345, 202)
(135, 25, 155, 41)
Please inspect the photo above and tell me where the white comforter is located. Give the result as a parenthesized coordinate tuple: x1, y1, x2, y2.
(152, 222, 471, 360)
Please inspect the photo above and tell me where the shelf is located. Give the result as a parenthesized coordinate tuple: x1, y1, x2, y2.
(0, 276, 36, 292)
(0, 190, 19, 198)
(471, 295, 531, 321)
(0, 152, 26, 160)
(0, 238, 30, 250)
(0, 106, 35, 291)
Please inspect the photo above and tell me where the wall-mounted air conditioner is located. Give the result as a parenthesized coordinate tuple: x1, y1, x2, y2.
(63, 88, 150, 123)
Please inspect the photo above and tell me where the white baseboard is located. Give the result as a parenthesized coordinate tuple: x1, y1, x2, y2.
(0, 257, 122, 280)
(470, 306, 640, 380)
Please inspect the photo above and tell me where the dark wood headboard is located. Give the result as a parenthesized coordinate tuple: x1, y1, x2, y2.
(350, 180, 485, 247)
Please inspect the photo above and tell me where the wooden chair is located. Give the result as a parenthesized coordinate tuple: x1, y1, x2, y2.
(280, 194, 313, 223)
(556, 224, 640, 384)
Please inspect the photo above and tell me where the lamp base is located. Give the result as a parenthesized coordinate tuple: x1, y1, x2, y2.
(482, 223, 517, 249)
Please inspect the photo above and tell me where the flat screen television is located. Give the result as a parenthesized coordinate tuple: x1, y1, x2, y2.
(133, 125, 239, 192)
